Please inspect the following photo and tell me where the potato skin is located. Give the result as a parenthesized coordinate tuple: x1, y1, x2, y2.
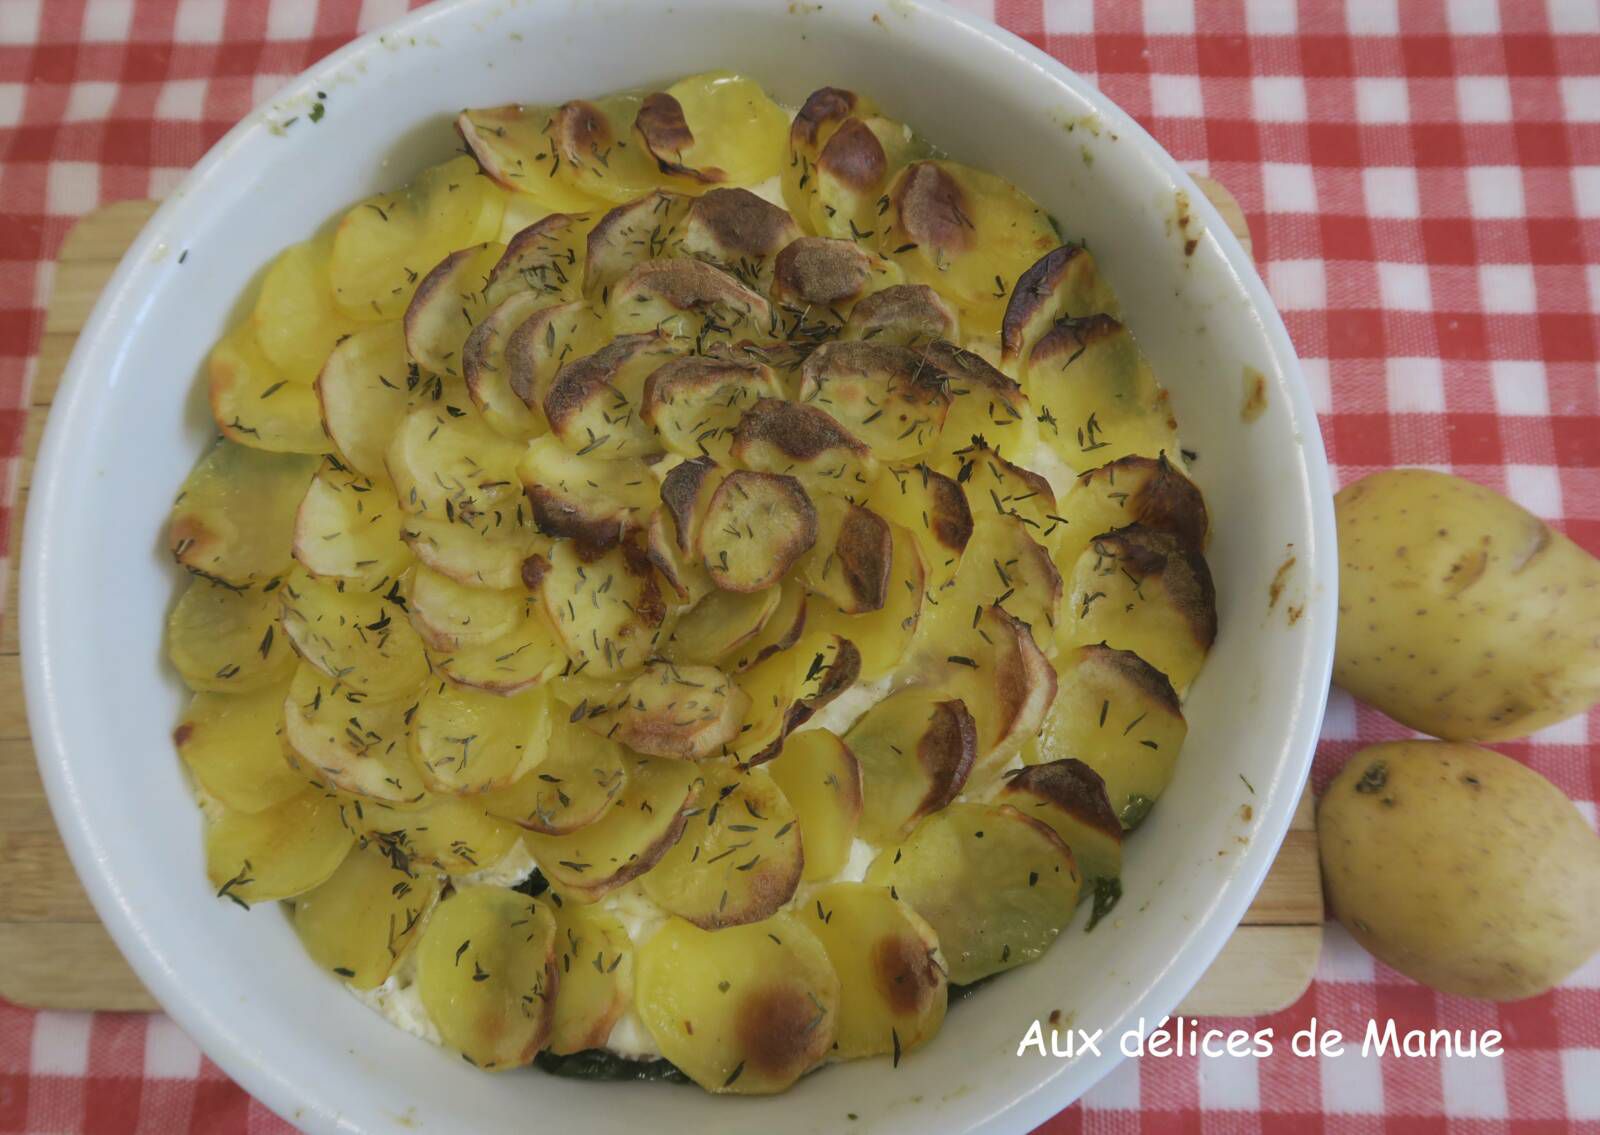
(1319, 740, 1600, 1000)
(1334, 468, 1600, 741)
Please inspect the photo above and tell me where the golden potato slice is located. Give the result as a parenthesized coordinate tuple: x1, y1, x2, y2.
(782, 86, 863, 229)
(1059, 525, 1216, 692)
(678, 188, 801, 292)
(1000, 244, 1118, 366)
(794, 494, 891, 614)
(919, 511, 1061, 662)
(532, 538, 667, 676)
(415, 884, 559, 1069)
(634, 914, 840, 1094)
(291, 462, 411, 589)
(547, 95, 666, 205)
(1026, 315, 1179, 473)
(642, 354, 784, 463)
(170, 439, 317, 588)
(281, 662, 426, 804)
(917, 340, 1038, 460)
(647, 506, 715, 606)
(1026, 643, 1186, 829)
(935, 604, 1057, 787)
(661, 585, 781, 666)
(726, 578, 808, 672)
(279, 568, 428, 698)
(315, 321, 447, 480)
(641, 764, 803, 928)
(734, 631, 861, 765)
(455, 105, 607, 211)
(406, 566, 524, 652)
(403, 242, 504, 378)
(432, 606, 568, 696)
(771, 237, 901, 325)
(329, 156, 506, 321)
(485, 213, 588, 306)
(636, 72, 788, 188)
(252, 237, 358, 386)
(517, 436, 657, 558)
(354, 791, 524, 876)
(386, 402, 525, 521)
(940, 438, 1058, 549)
(843, 284, 960, 347)
(607, 258, 772, 345)
(582, 662, 748, 760)
(549, 902, 634, 1055)
(801, 881, 946, 1061)
(866, 802, 1079, 985)
(207, 323, 328, 454)
(764, 728, 861, 881)
(583, 191, 691, 296)
(400, 510, 543, 592)
(865, 462, 972, 591)
(505, 299, 606, 411)
(292, 839, 441, 990)
(798, 341, 951, 462)
(729, 398, 879, 497)
(544, 333, 679, 459)
(847, 689, 976, 843)
(1056, 455, 1208, 571)
(206, 787, 354, 907)
(700, 470, 819, 593)
(168, 577, 298, 694)
(805, 520, 924, 682)
(481, 713, 627, 834)
(411, 679, 553, 796)
(462, 291, 552, 441)
(784, 88, 919, 241)
(175, 682, 305, 814)
(524, 755, 700, 899)
(999, 759, 1123, 899)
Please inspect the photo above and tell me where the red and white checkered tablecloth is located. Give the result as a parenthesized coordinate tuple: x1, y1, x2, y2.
(2, 0, 1599, 1130)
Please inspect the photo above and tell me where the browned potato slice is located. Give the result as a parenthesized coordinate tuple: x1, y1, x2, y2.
(801, 881, 947, 1061)
(463, 290, 554, 440)
(1026, 315, 1179, 472)
(917, 340, 1037, 459)
(999, 759, 1124, 899)
(662, 585, 781, 666)
(641, 764, 803, 928)
(794, 494, 892, 614)
(679, 188, 802, 291)
(944, 605, 1057, 786)
(415, 884, 559, 1069)
(798, 341, 951, 462)
(783, 87, 918, 241)
(406, 566, 524, 652)
(583, 191, 691, 296)
(504, 300, 606, 412)
(1000, 244, 1118, 365)
(607, 258, 772, 344)
(400, 510, 543, 592)
(646, 505, 714, 605)
(410, 680, 553, 796)
(642, 354, 784, 463)
(206, 787, 354, 907)
(167, 577, 298, 694)
(291, 462, 411, 589)
(404, 242, 503, 377)
(940, 438, 1058, 548)
(524, 755, 700, 898)
(433, 606, 568, 696)
(842, 283, 959, 347)
(699, 469, 818, 593)
(635, 914, 840, 1094)
(657, 455, 723, 554)
(170, 439, 317, 588)
(1026, 643, 1186, 829)
(634, 73, 789, 188)
(549, 902, 634, 1055)
(726, 578, 807, 672)
(847, 689, 976, 843)
(544, 333, 679, 459)
(292, 840, 441, 990)
(547, 95, 666, 204)
(729, 398, 879, 495)
(1060, 525, 1216, 692)
(175, 682, 305, 814)
(764, 728, 861, 881)
(1055, 454, 1208, 569)
(865, 463, 972, 591)
(386, 401, 526, 522)
(349, 791, 522, 876)
(485, 213, 588, 306)
(735, 632, 861, 765)
(481, 714, 627, 834)
(866, 803, 1079, 984)
(782, 86, 862, 229)
(771, 237, 900, 324)
(919, 512, 1061, 659)
(455, 105, 607, 211)
(532, 538, 667, 675)
(316, 321, 448, 480)
(282, 663, 427, 804)
(279, 567, 428, 698)
(805, 520, 924, 682)
(207, 323, 328, 454)
(582, 662, 748, 760)
(517, 435, 657, 557)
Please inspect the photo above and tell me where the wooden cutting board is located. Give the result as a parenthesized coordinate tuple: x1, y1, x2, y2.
(0, 180, 1323, 1016)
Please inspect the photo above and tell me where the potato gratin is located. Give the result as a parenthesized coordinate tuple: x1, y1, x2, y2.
(165, 72, 1217, 1094)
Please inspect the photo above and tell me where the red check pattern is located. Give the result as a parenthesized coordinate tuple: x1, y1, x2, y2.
(2, 0, 1598, 1131)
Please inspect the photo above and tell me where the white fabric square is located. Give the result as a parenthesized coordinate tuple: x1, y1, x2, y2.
(1447, 0, 1499, 33)
(1479, 264, 1537, 313)
(1356, 77, 1409, 124)
(1252, 76, 1307, 123)
(1318, 923, 1377, 983)
(156, 78, 207, 121)
(174, 0, 224, 42)
(1505, 465, 1563, 519)
(1263, 163, 1317, 213)
(1529, 713, 1588, 745)
(1042, 0, 1095, 34)
(1490, 360, 1550, 416)
(1562, 77, 1600, 123)
(1457, 76, 1512, 123)
(1468, 166, 1526, 219)
(1267, 259, 1326, 311)
(1143, 0, 1195, 34)
(149, 166, 189, 199)
(1345, 0, 1398, 34)
(1574, 167, 1600, 218)
(1440, 1050, 1508, 1118)
(1246, 0, 1296, 34)
(144, 1016, 202, 1079)
(1386, 356, 1445, 412)
(30, 1012, 92, 1076)
(359, 0, 412, 31)
(1363, 166, 1420, 219)
(0, 83, 26, 128)
(0, 0, 41, 45)
(1549, 0, 1600, 33)
(267, 0, 318, 39)
(1083, 1053, 1140, 1109)
(1321, 1029, 1385, 1113)
(65, 81, 117, 123)
(1199, 1049, 1261, 1111)
(1151, 74, 1203, 118)
(82, 0, 133, 41)
(1378, 262, 1432, 311)
(1321, 686, 1358, 740)
(252, 73, 294, 109)
(1562, 1050, 1600, 1119)
(1300, 357, 1332, 415)
(46, 162, 99, 217)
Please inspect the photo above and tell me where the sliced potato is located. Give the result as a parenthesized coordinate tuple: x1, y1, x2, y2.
(726, 578, 808, 672)
(782, 86, 864, 231)
(281, 660, 426, 804)
(547, 95, 665, 205)
(729, 398, 879, 496)
(918, 511, 1061, 661)
(771, 237, 900, 320)
(582, 662, 748, 760)
(940, 438, 1058, 549)
(411, 680, 553, 796)
(641, 764, 803, 928)
(679, 188, 802, 291)
(798, 341, 951, 462)
(999, 759, 1123, 889)
(734, 631, 861, 764)
(505, 300, 606, 411)
(433, 606, 568, 696)
(207, 322, 327, 454)
(1000, 244, 1118, 366)
(175, 682, 305, 814)
(252, 237, 358, 386)
(456, 104, 608, 211)
(485, 213, 588, 306)
(635, 914, 840, 1094)
(518, 435, 657, 556)
(636, 72, 789, 188)
(805, 520, 924, 681)
(865, 463, 971, 591)
(481, 714, 628, 834)
(404, 242, 504, 377)
(291, 462, 412, 589)
(843, 284, 959, 347)
(544, 333, 679, 459)
(386, 402, 526, 521)
(316, 320, 446, 480)
(356, 792, 524, 876)
(784, 88, 918, 241)
(463, 290, 554, 439)
(794, 495, 891, 614)
(533, 538, 667, 675)
(700, 470, 818, 593)
(846, 689, 976, 843)
(865, 802, 1079, 985)
(917, 340, 1037, 460)
(206, 787, 354, 907)
(1054, 454, 1208, 570)
(415, 884, 559, 1069)
(406, 566, 524, 652)
(524, 755, 700, 899)
(607, 257, 772, 344)
(170, 439, 317, 588)
(279, 568, 428, 698)
(292, 839, 440, 990)
(801, 882, 946, 1061)
(647, 505, 715, 606)
(642, 354, 784, 463)
(583, 191, 691, 296)
(662, 585, 781, 666)
(549, 902, 634, 1055)
(400, 510, 543, 591)
(764, 728, 861, 881)
(936, 604, 1057, 786)
(167, 576, 298, 693)
(1026, 643, 1186, 829)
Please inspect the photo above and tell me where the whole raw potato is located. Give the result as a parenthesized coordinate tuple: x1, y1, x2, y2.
(1319, 741, 1600, 1000)
(1334, 468, 1600, 741)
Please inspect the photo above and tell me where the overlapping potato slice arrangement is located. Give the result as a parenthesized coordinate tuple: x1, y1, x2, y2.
(166, 73, 1220, 1092)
